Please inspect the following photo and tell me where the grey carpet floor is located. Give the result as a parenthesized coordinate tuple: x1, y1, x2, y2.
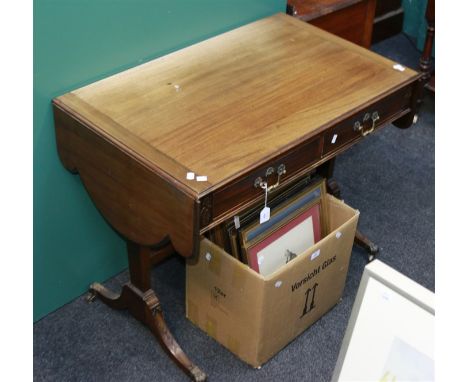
(34, 34, 434, 382)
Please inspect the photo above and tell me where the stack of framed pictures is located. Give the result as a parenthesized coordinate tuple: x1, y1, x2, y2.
(213, 176, 329, 277)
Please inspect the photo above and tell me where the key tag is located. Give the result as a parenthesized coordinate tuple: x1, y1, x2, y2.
(260, 185, 270, 224)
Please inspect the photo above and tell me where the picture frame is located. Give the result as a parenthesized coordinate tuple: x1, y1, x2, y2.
(223, 174, 319, 260)
(332, 260, 434, 382)
(247, 201, 322, 276)
(239, 179, 328, 276)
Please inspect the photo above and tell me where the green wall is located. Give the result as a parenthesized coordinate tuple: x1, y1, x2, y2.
(34, 0, 285, 321)
(402, 0, 434, 55)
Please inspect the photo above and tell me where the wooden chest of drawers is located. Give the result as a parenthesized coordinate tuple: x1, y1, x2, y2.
(287, 0, 377, 47)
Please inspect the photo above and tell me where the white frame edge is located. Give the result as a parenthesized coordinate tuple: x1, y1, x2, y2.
(331, 259, 434, 382)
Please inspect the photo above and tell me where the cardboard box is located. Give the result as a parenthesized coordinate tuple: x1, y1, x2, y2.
(186, 194, 359, 367)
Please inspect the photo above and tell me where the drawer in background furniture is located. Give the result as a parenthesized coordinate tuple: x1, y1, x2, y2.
(288, 0, 376, 48)
(322, 85, 412, 155)
(308, 0, 376, 48)
(208, 137, 322, 225)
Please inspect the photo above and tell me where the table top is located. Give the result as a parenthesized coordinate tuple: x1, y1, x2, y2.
(54, 13, 418, 198)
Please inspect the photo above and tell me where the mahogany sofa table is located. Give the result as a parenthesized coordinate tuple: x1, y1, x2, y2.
(52, 13, 422, 381)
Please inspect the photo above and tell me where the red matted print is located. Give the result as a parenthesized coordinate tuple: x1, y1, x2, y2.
(247, 203, 322, 276)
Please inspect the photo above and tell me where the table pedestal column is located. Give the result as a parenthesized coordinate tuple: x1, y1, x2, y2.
(319, 158, 380, 262)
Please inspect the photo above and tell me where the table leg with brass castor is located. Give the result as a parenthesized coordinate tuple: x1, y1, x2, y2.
(354, 229, 379, 262)
(87, 240, 207, 382)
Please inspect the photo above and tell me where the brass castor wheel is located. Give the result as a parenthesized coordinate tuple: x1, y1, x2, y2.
(86, 288, 97, 303)
(367, 244, 379, 263)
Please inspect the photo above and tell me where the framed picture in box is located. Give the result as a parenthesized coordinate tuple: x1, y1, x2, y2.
(223, 174, 319, 262)
(239, 179, 327, 276)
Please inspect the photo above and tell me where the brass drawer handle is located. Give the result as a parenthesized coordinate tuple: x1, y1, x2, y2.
(353, 111, 380, 137)
(353, 121, 363, 133)
(363, 111, 380, 136)
(254, 164, 287, 192)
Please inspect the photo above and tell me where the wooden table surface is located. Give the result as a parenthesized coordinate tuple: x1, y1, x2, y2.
(55, 13, 417, 198)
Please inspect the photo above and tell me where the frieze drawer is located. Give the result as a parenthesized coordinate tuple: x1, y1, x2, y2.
(208, 136, 322, 225)
(322, 85, 413, 155)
